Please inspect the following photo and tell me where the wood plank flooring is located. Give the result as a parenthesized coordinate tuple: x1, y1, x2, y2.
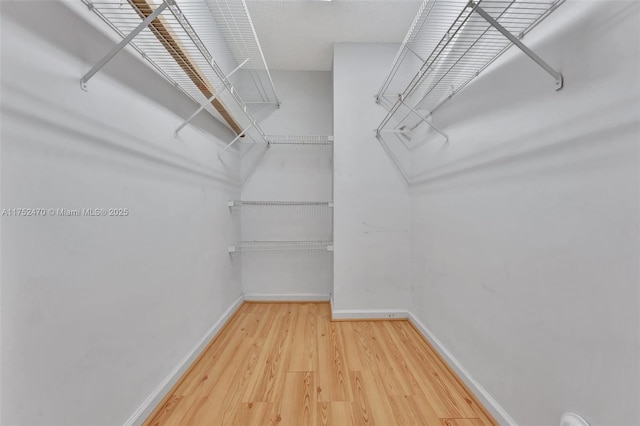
(144, 303, 497, 426)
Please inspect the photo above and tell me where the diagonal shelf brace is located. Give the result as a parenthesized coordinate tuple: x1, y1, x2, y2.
(130, 0, 242, 133)
(471, 2, 563, 90)
(218, 123, 254, 158)
(406, 45, 427, 63)
(376, 97, 449, 143)
(175, 86, 229, 137)
(400, 99, 449, 143)
(174, 58, 250, 137)
(80, 0, 172, 91)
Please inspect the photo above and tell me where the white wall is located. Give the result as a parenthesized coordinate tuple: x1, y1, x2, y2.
(407, 1, 640, 425)
(1, 2, 242, 424)
(333, 43, 411, 312)
(240, 71, 334, 298)
(257, 71, 333, 136)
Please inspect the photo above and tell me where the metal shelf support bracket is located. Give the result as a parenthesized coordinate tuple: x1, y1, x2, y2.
(174, 58, 250, 137)
(471, 3, 563, 90)
(218, 123, 253, 158)
(80, 0, 172, 91)
(406, 45, 426, 63)
(399, 100, 449, 143)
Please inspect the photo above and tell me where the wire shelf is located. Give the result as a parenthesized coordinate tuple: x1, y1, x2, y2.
(196, 0, 279, 105)
(376, 0, 564, 133)
(228, 241, 334, 252)
(229, 200, 333, 206)
(81, 0, 271, 142)
(265, 135, 334, 146)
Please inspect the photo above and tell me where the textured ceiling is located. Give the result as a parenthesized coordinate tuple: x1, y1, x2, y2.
(246, 0, 421, 71)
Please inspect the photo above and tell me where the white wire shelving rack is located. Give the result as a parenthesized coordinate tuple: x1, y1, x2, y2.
(265, 135, 334, 146)
(80, 0, 277, 157)
(228, 200, 334, 207)
(375, 0, 565, 140)
(192, 0, 279, 107)
(228, 241, 334, 253)
(238, 135, 333, 153)
(238, 135, 333, 184)
(230, 133, 334, 252)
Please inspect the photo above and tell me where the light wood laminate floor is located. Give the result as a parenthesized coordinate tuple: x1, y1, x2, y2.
(145, 302, 497, 426)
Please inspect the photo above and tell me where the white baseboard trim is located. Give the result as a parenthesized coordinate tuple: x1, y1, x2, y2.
(243, 293, 330, 302)
(124, 295, 244, 426)
(407, 311, 516, 426)
(331, 308, 409, 320)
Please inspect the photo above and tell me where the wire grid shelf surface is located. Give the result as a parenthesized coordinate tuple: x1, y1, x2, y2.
(82, 0, 268, 137)
(265, 135, 334, 146)
(231, 200, 333, 206)
(377, 0, 563, 129)
(229, 241, 334, 252)
(194, 0, 279, 104)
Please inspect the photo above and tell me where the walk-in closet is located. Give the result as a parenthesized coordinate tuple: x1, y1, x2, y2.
(1, 0, 638, 425)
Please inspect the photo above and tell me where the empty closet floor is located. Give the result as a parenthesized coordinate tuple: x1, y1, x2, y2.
(145, 302, 497, 425)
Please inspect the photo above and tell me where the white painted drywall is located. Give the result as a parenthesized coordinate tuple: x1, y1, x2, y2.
(1, 2, 242, 424)
(240, 71, 333, 298)
(333, 43, 411, 312)
(407, 1, 640, 425)
(258, 70, 334, 136)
